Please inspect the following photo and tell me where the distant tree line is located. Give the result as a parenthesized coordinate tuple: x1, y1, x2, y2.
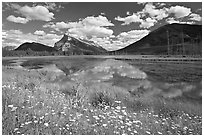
(2, 48, 106, 57)
(2, 48, 64, 57)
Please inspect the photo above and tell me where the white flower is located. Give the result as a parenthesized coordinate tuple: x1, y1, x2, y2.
(93, 116, 100, 120)
(115, 101, 121, 103)
(11, 107, 18, 111)
(44, 123, 49, 126)
(116, 106, 121, 110)
(146, 131, 151, 134)
(8, 105, 14, 108)
(14, 128, 18, 131)
(102, 124, 107, 127)
(134, 130, 138, 134)
(158, 131, 162, 134)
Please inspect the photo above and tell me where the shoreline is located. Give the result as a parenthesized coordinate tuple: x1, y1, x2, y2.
(2, 55, 202, 63)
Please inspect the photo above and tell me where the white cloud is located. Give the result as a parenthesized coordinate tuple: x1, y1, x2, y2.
(126, 11, 130, 15)
(117, 29, 149, 44)
(115, 13, 142, 25)
(168, 5, 191, 18)
(166, 17, 195, 24)
(189, 13, 202, 21)
(18, 5, 54, 21)
(89, 29, 149, 51)
(68, 26, 113, 38)
(2, 29, 61, 47)
(6, 15, 28, 24)
(166, 17, 180, 24)
(142, 3, 168, 20)
(140, 17, 157, 28)
(44, 15, 113, 31)
(82, 15, 114, 26)
(43, 15, 114, 39)
(44, 2, 63, 12)
(34, 30, 46, 36)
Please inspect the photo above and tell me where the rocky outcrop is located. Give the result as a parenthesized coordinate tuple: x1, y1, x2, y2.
(54, 34, 107, 54)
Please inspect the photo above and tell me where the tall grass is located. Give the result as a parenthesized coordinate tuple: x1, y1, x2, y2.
(2, 66, 202, 135)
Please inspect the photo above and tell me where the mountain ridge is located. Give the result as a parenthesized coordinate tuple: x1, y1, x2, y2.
(112, 23, 202, 55)
(54, 34, 107, 55)
(15, 42, 57, 52)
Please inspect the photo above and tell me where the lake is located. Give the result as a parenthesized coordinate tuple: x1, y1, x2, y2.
(2, 56, 202, 103)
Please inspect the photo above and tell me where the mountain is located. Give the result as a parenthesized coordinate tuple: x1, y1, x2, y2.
(54, 34, 107, 55)
(113, 23, 202, 55)
(15, 42, 56, 52)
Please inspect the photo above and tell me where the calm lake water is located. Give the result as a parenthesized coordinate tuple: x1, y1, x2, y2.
(3, 56, 202, 102)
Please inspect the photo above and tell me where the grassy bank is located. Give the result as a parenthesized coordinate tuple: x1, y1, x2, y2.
(2, 66, 202, 135)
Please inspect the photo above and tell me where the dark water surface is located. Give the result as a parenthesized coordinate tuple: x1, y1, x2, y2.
(3, 56, 202, 102)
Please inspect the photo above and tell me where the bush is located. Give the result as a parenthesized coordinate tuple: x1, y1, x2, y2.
(89, 91, 114, 108)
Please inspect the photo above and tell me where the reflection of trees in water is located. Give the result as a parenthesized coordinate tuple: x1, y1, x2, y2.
(55, 58, 201, 100)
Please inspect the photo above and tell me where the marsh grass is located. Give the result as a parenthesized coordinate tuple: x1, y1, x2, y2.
(2, 66, 202, 135)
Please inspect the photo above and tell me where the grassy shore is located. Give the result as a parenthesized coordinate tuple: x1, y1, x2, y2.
(2, 66, 202, 135)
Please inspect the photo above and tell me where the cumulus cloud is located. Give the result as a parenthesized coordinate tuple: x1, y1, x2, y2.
(34, 30, 46, 36)
(115, 13, 142, 25)
(44, 2, 64, 12)
(166, 17, 195, 24)
(142, 3, 168, 20)
(189, 13, 202, 21)
(2, 29, 61, 47)
(68, 26, 113, 38)
(140, 17, 157, 28)
(89, 29, 149, 51)
(43, 15, 114, 39)
(18, 5, 54, 21)
(6, 15, 28, 24)
(115, 3, 196, 29)
(168, 5, 191, 18)
(6, 4, 54, 23)
(116, 29, 149, 45)
(82, 15, 114, 26)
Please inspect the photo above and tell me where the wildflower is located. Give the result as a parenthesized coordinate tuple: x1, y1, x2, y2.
(115, 101, 121, 103)
(134, 130, 138, 134)
(158, 131, 162, 134)
(133, 120, 142, 124)
(121, 110, 127, 115)
(127, 127, 131, 131)
(183, 126, 188, 130)
(116, 106, 121, 110)
(93, 116, 100, 120)
(40, 116, 44, 119)
(11, 107, 18, 111)
(8, 105, 14, 108)
(44, 123, 49, 126)
(125, 122, 132, 126)
(103, 124, 107, 127)
(146, 131, 151, 134)
(118, 115, 123, 119)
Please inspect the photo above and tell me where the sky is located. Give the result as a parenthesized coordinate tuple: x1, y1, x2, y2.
(2, 1, 202, 51)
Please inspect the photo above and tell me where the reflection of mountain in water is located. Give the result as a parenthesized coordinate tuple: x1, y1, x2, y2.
(6, 58, 201, 100)
(70, 59, 147, 82)
(68, 59, 201, 100)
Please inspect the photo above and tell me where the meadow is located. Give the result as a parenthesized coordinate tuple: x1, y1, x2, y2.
(2, 56, 202, 135)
